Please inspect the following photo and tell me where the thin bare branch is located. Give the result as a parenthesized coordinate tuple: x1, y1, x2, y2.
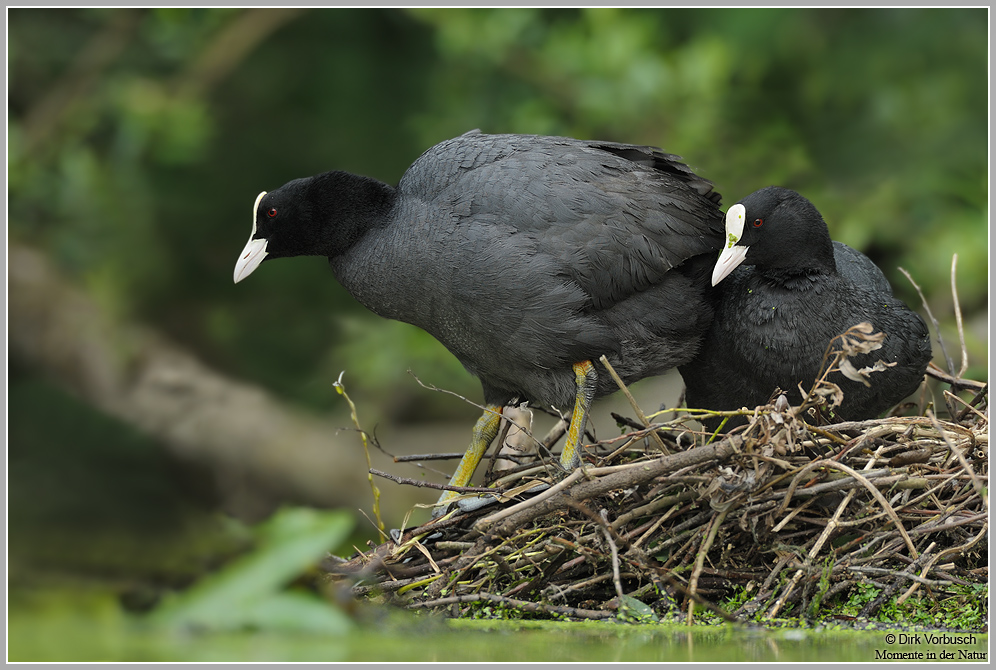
(950, 254, 969, 378)
(899, 265, 955, 376)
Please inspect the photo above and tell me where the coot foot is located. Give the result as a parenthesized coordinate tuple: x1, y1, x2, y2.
(432, 360, 598, 518)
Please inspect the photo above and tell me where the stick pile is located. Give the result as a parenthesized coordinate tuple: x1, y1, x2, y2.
(326, 361, 987, 625)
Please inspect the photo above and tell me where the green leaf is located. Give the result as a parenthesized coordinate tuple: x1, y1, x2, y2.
(231, 592, 354, 634)
(152, 507, 354, 632)
(617, 595, 658, 623)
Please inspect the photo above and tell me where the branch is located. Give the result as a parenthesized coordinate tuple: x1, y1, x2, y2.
(9, 241, 379, 514)
(478, 436, 742, 537)
(20, 9, 142, 156)
(175, 8, 309, 98)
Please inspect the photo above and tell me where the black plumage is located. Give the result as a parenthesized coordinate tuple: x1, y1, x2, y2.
(235, 131, 725, 512)
(679, 186, 932, 427)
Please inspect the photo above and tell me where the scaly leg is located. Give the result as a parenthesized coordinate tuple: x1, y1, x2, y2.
(434, 361, 596, 517)
(559, 360, 597, 470)
(433, 404, 503, 516)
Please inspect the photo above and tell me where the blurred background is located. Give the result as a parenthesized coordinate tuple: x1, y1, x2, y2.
(8, 7, 988, 622)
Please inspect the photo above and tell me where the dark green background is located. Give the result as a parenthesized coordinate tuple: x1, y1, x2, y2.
(7, 8, 988, 652)
(10, 8, 987, 411)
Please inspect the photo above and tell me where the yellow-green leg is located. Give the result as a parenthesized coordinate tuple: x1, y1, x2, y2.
(434, 404, 503, 514)
(434, 361, 596, 516)
(560, 360, 597, 470)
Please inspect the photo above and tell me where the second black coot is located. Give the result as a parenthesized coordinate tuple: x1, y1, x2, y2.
(679, 186, 932, 428)
(234, 131, 725, 514)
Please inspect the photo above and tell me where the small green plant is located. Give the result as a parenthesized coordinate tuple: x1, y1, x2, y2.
(836, 581, 880, 617)
(721, 584, 754, 613)
(824, 581, 987, 631)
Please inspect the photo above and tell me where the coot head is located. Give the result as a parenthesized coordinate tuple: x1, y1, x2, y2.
(712, 186, 835, 285)
(235, 173, 394, 283)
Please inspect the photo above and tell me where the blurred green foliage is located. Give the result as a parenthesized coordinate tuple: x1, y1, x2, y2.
(9, 8, 987, 421)
(152, 506, 355, 634)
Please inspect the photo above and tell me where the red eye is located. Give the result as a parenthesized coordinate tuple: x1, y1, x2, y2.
(267, 208, 277, 218)
(752, 218, 763, 228)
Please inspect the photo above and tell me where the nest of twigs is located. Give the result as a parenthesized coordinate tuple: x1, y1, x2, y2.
(326, 359, 986, 626)
(325, 267, 987, 627)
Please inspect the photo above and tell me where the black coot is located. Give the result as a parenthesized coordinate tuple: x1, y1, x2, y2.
(235, 131, 725, 513)
(679, 186, 932, 428)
